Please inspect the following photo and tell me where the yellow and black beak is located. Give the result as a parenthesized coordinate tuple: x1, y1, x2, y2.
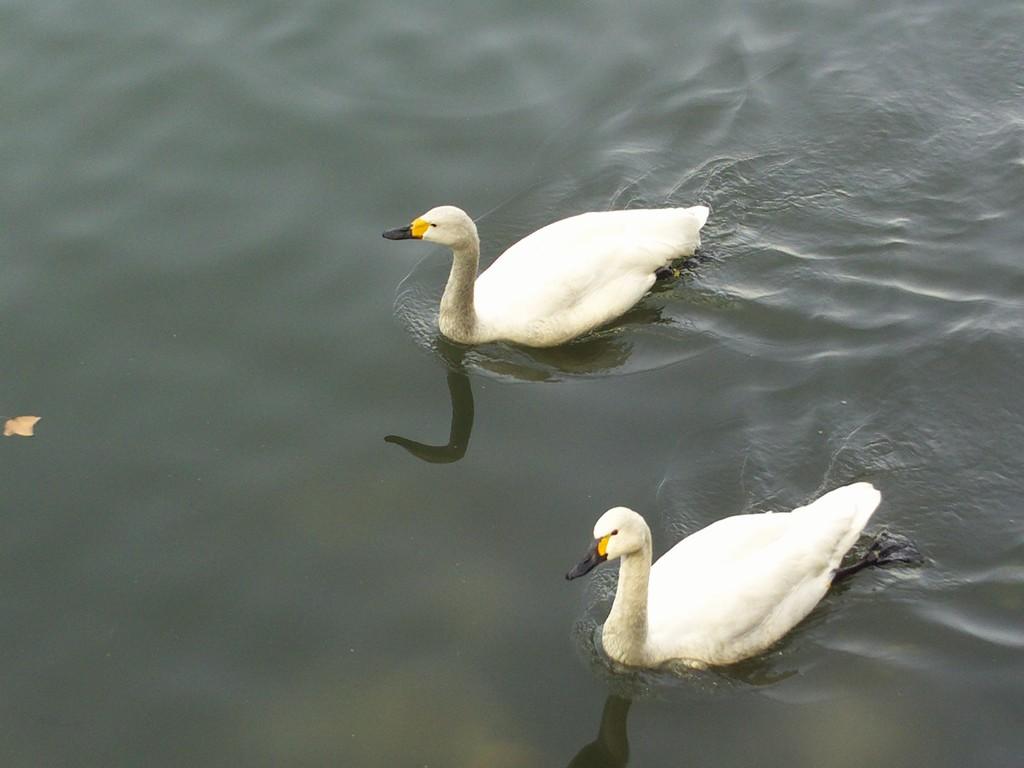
(566, 535, 610, 580)
(383, 218, 429, 240)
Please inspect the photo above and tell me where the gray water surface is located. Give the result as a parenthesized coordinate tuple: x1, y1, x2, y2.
(1, 1, 1022, 766)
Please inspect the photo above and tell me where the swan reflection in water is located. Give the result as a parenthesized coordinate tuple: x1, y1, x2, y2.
(384, 307, 669, 463)
(563, 667, 797, 767)
(385, 364, 474, 463)
(384, 343, 474, 464)
(567, 696, 631, 768)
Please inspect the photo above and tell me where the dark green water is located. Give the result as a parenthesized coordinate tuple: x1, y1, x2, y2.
(1, 1, 1022, 765)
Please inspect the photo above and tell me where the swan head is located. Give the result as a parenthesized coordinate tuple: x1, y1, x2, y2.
(566, 507, 650, 580)
(382, 205, 479, 249)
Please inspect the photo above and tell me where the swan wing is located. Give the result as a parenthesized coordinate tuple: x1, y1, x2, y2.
(646, 482, 881, 664)
(473, 207, 707, 344)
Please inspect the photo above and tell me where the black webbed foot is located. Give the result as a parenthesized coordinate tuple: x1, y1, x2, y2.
(833, 529, 923, 582)
(866, 529, 922, 567)
(655, 266, 680, 281)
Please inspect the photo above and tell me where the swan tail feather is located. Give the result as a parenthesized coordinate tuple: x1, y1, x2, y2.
(792, 482, 882, 566)
(687, 205, 710, 230)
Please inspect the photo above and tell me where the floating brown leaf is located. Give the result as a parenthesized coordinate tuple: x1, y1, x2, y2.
(4, 415, 41, 437)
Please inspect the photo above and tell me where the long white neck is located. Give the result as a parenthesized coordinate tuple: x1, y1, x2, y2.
(438, 235, 481, 344)
(601, 541, 652, 666)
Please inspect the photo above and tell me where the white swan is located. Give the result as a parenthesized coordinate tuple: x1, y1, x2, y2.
(383, 204, 708, 347)
(566, 482, 899, 668)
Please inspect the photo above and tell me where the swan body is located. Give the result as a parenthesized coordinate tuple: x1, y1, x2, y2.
(566, 482, 883, 668)
(383, 204, 708, 347)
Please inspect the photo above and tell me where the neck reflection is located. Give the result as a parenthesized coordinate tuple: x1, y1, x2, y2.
(385, 346, 474, 464)
(567, 695, 631, 768)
